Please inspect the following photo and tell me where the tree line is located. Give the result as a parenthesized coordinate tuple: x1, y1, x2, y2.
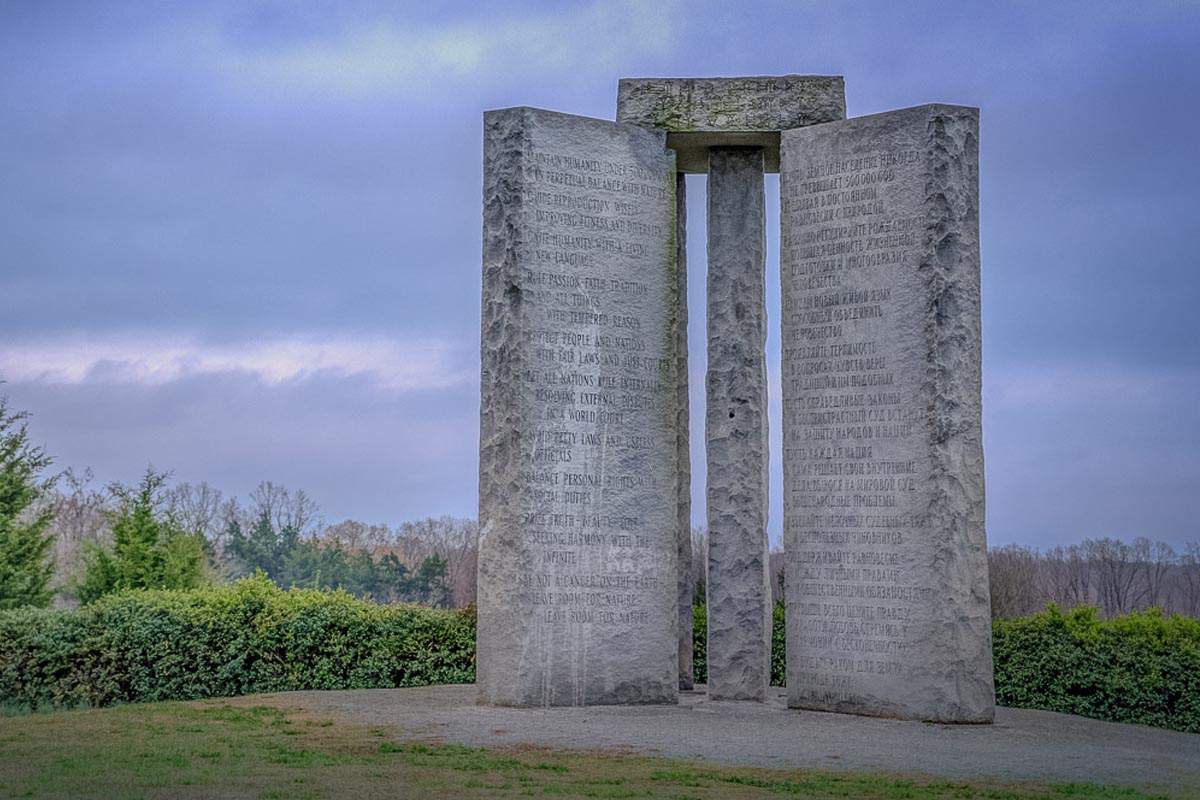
(2, 395, 1198, 619)
(987, 539, 1200, 619)
(0, 395, 477, 609)
(692, 530, 1200, 619)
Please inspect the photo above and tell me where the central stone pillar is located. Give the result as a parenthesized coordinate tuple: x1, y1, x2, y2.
(675, 173, 694, 691)
(705, 147, 771, 701)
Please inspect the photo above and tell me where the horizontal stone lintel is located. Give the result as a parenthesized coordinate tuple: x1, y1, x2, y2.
(617, 75, 846, 173)
(617, 76, 845, 130)
(667, 131, 781, 173)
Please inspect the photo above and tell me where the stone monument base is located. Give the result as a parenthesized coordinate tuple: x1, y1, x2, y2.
(249, 685, 1200, 794)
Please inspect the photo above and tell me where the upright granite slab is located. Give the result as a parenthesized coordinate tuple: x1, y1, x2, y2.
(478, 107, 680, 707)
(617, 76, 846, 172)
(779, 105, 993, 722)
(674, 173, 694, 690)
(705, 147, 771, 702)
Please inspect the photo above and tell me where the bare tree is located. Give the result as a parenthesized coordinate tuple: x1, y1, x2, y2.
(429, 517, 479, 608)
(41, 467, 111, 604)
(248, 481, 321, 535)
(321, 519, 369, 550)
(452, 542, 478, 607)
(1041, 545, 1087, 609)
(1063, 544, 1094, 608)
(167, 482, 224, 542)
(1088, 538, 1141, 616)
(1179, 542, 1200, 617)
(320, 519, 392, 550)
(1133, 537, 1175, 610)
(1040, 545, 1066, 607)
(390, 516, 479, 607)
(691, 526, 707, 605)
(988, 544, 1042, 618)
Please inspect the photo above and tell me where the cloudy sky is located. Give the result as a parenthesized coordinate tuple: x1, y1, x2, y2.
(2, 1, 1198, 548)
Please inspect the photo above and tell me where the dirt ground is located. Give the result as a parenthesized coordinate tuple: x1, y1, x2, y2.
(251, 684, 1200, 798)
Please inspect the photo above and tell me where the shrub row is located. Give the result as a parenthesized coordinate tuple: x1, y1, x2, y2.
(0, 575, 474, 710)
(4, 581, 1198, 733)
(992, 604, 1200, 733)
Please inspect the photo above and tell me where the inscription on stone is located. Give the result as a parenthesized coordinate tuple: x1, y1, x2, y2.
(780, 105, 994, 722)
(478, 107, 679, 707)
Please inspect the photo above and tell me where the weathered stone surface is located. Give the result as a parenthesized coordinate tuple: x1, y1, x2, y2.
(618, 76, 846, 132)
(617, 76, 846, 172)
(478, 106, 680, 707)
(705, 147, 771, 702)
(674, 173, 694, 690)
(780, 104, 993, 722)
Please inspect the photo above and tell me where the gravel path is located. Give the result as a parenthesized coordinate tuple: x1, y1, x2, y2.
(249, 684, 1200, 797)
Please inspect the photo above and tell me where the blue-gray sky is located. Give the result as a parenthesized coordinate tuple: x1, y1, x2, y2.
(2, 1, 1198, 547)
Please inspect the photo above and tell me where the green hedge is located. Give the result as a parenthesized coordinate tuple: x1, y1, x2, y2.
(694, 603, 1200, 732)
(993, 605, 1200, 733)
(0, 575, 474, 710)
(4, 583, 1199, 734)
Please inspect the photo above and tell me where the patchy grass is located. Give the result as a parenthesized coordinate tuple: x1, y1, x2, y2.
(0, 699, 1172, 800)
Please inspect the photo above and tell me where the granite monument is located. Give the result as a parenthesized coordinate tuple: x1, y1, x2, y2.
(477, 80, 993, 722)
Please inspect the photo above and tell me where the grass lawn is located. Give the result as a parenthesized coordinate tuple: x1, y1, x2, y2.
(0, 699, 1170, 800)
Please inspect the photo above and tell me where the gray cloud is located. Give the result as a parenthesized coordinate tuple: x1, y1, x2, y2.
(2, 1, 1198, 546)
(4, 370, 478, 525)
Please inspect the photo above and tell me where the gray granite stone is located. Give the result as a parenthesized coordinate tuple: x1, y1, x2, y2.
(705, 147, 771, 702)
(617, 75, 846, 131)
(478, 106, 680, 707)
(779, 104, 993, 722)
(617, 76, 846, 172)
(674, 173, 694, 690)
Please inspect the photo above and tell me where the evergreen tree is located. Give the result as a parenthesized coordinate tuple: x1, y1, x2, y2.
(0, 396, 56, 609)
(410, 554, 451, 607)
(279, 537, 345, 589)
(226, 510, 301, 581)
(343, 547, 381, 597)
(223, 507, 451, 606)
(375, 553, 410, 602)
(78, 469, 206, 603)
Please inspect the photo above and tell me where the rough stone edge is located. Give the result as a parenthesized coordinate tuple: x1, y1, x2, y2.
(918, 104, 994, 723)
(477, 106, 532, 707)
